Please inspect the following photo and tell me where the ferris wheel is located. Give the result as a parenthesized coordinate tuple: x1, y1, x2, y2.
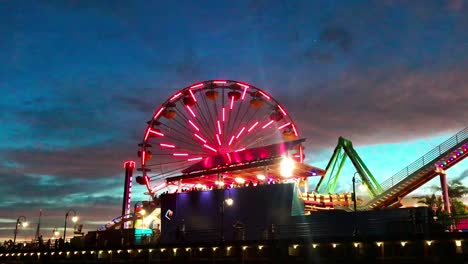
(137, 80, 303, 195)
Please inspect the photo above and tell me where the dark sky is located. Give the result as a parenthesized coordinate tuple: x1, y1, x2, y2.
(0, 0, 467, 241)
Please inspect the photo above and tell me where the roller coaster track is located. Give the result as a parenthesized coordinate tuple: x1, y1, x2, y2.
(364, 126, 468, 210)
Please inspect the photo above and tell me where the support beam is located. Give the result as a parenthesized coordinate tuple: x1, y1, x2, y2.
(439, 170, 451, 214)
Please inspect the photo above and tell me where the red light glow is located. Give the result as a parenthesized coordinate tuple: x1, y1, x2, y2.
(153, 107, 165, 119)
(151, 182, 167, 193)
(278, 122, 291, 130)
(292, 124, 298, 137)
(189, 89, 197, 102)
(123, 161, 136, 168)
(222, 108, 225, 122)
(248, 121, 259, 132)
(186, 105, 196, 117)
(277, 105, 287, 116)
(190, 83, 204, 89)
(171, 92, 183, 101)
(217, 120, 222, 135)
(173, 153, 189, 157)
(188, 157, 203, 161)
(258, 90, 271, 100)
(160, 143, 176, 148)
(194, 133, 207, 143)
(216, 134, 222, 146)
(230, 96, 234, 110)
(236, 127, 246, 139)
(188, 120, 200, 131)
(228, 136, 235, 146)
(204, 144, 217, 153)
(213, 80, 227, 84)
(262, 120, 274, 129)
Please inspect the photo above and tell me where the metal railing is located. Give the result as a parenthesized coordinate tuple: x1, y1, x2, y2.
(379, 127, 468, 191)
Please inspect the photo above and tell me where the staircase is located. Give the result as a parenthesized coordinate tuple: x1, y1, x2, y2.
(364, 127, 468, 210)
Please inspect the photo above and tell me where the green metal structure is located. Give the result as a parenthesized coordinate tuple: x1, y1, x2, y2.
(315, 137, 383, 198)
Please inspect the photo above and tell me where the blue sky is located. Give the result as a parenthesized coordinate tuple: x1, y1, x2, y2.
(0, 0, 467, 241)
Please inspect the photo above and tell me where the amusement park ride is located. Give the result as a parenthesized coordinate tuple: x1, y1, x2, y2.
(103, 80, 468, 231)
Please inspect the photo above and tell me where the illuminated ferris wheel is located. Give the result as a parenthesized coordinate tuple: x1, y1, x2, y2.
(137, 80, 304, 195)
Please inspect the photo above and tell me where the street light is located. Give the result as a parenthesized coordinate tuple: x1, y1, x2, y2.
(220, 188, 234, 241)
(13, 216, 28, 245)
(64, 209, 78, 242)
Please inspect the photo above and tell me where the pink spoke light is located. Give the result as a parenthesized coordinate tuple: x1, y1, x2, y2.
(194, 133, 207, 143)
(262, 120, 274, 129)
(278, 122, 291, 130)
(171, 92, 183, 101)
(186, 105, 196, 117)
(204, 144, 217, 153)
(188, 120, 200, 131)
(236, 127, 245, 139)
(248, 121, 259, 132)
(190, 83, 204, 89)
(230, 96, 234, 110)
(160, 143, 176, 148)
(189, 89, 197, 102)
(216, 134, 222, 146)
(217, 120, 222, 135)
(213, 80, 227, 84)
(173, 153, 189, 157)
(292, 124, 298, 137)
(222, 108, 225, 122)
(228, 136, 235, 146)
(188, 157, 203, 161)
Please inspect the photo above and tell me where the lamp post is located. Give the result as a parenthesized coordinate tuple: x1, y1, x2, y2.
(220, 188, 234, 242)
(64, 209, 78, 242)
(13, 216, 28, 245)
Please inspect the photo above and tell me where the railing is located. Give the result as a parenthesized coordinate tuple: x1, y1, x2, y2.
(379, 127, 468, 191)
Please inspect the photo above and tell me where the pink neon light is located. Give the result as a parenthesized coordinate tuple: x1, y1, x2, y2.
(236, 127, 246, 139)
(141, 151, 146, 165)
(160, 143, 176, 148)
(194, 133, 207, 143)
(299, 145, 304, 163)
(190, 83, 204, 89)
(173, 153, 189, 156)
(171, 92, 183, 101)
(189, 89, 197, 102)
(241, 85, 249, 100)
(235, 148, 245, 152)
(188, 120, 200, 131)
(236, 82, 249, 88)
(204, 144, 217, 153)
(262, 120, 274, 129)
(228, 136, 235, 146)
(153, 107, 165, 119)
(217, 120, 222, 135)
(149, 129, 164, 137)
(277, 105, 287, 116)
(230, 96, 234, 110)
(226, 153, 232, 163)
(222, 108, 225, 122)
(216, 134, 222, 146)
(258, 90, 271, 99)
(188, 157, 203, 161)
(213, 80, 227, 84)
(123, 161, 136, 168)
(186, 105, 196, 117)
(248, 121, 259, 132)
(144, 176, 151, 192)
(278, 122, 291, 130)
(292, 124, 298, 137)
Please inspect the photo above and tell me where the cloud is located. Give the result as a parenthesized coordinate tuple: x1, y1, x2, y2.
(319, 26, 353, 52)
